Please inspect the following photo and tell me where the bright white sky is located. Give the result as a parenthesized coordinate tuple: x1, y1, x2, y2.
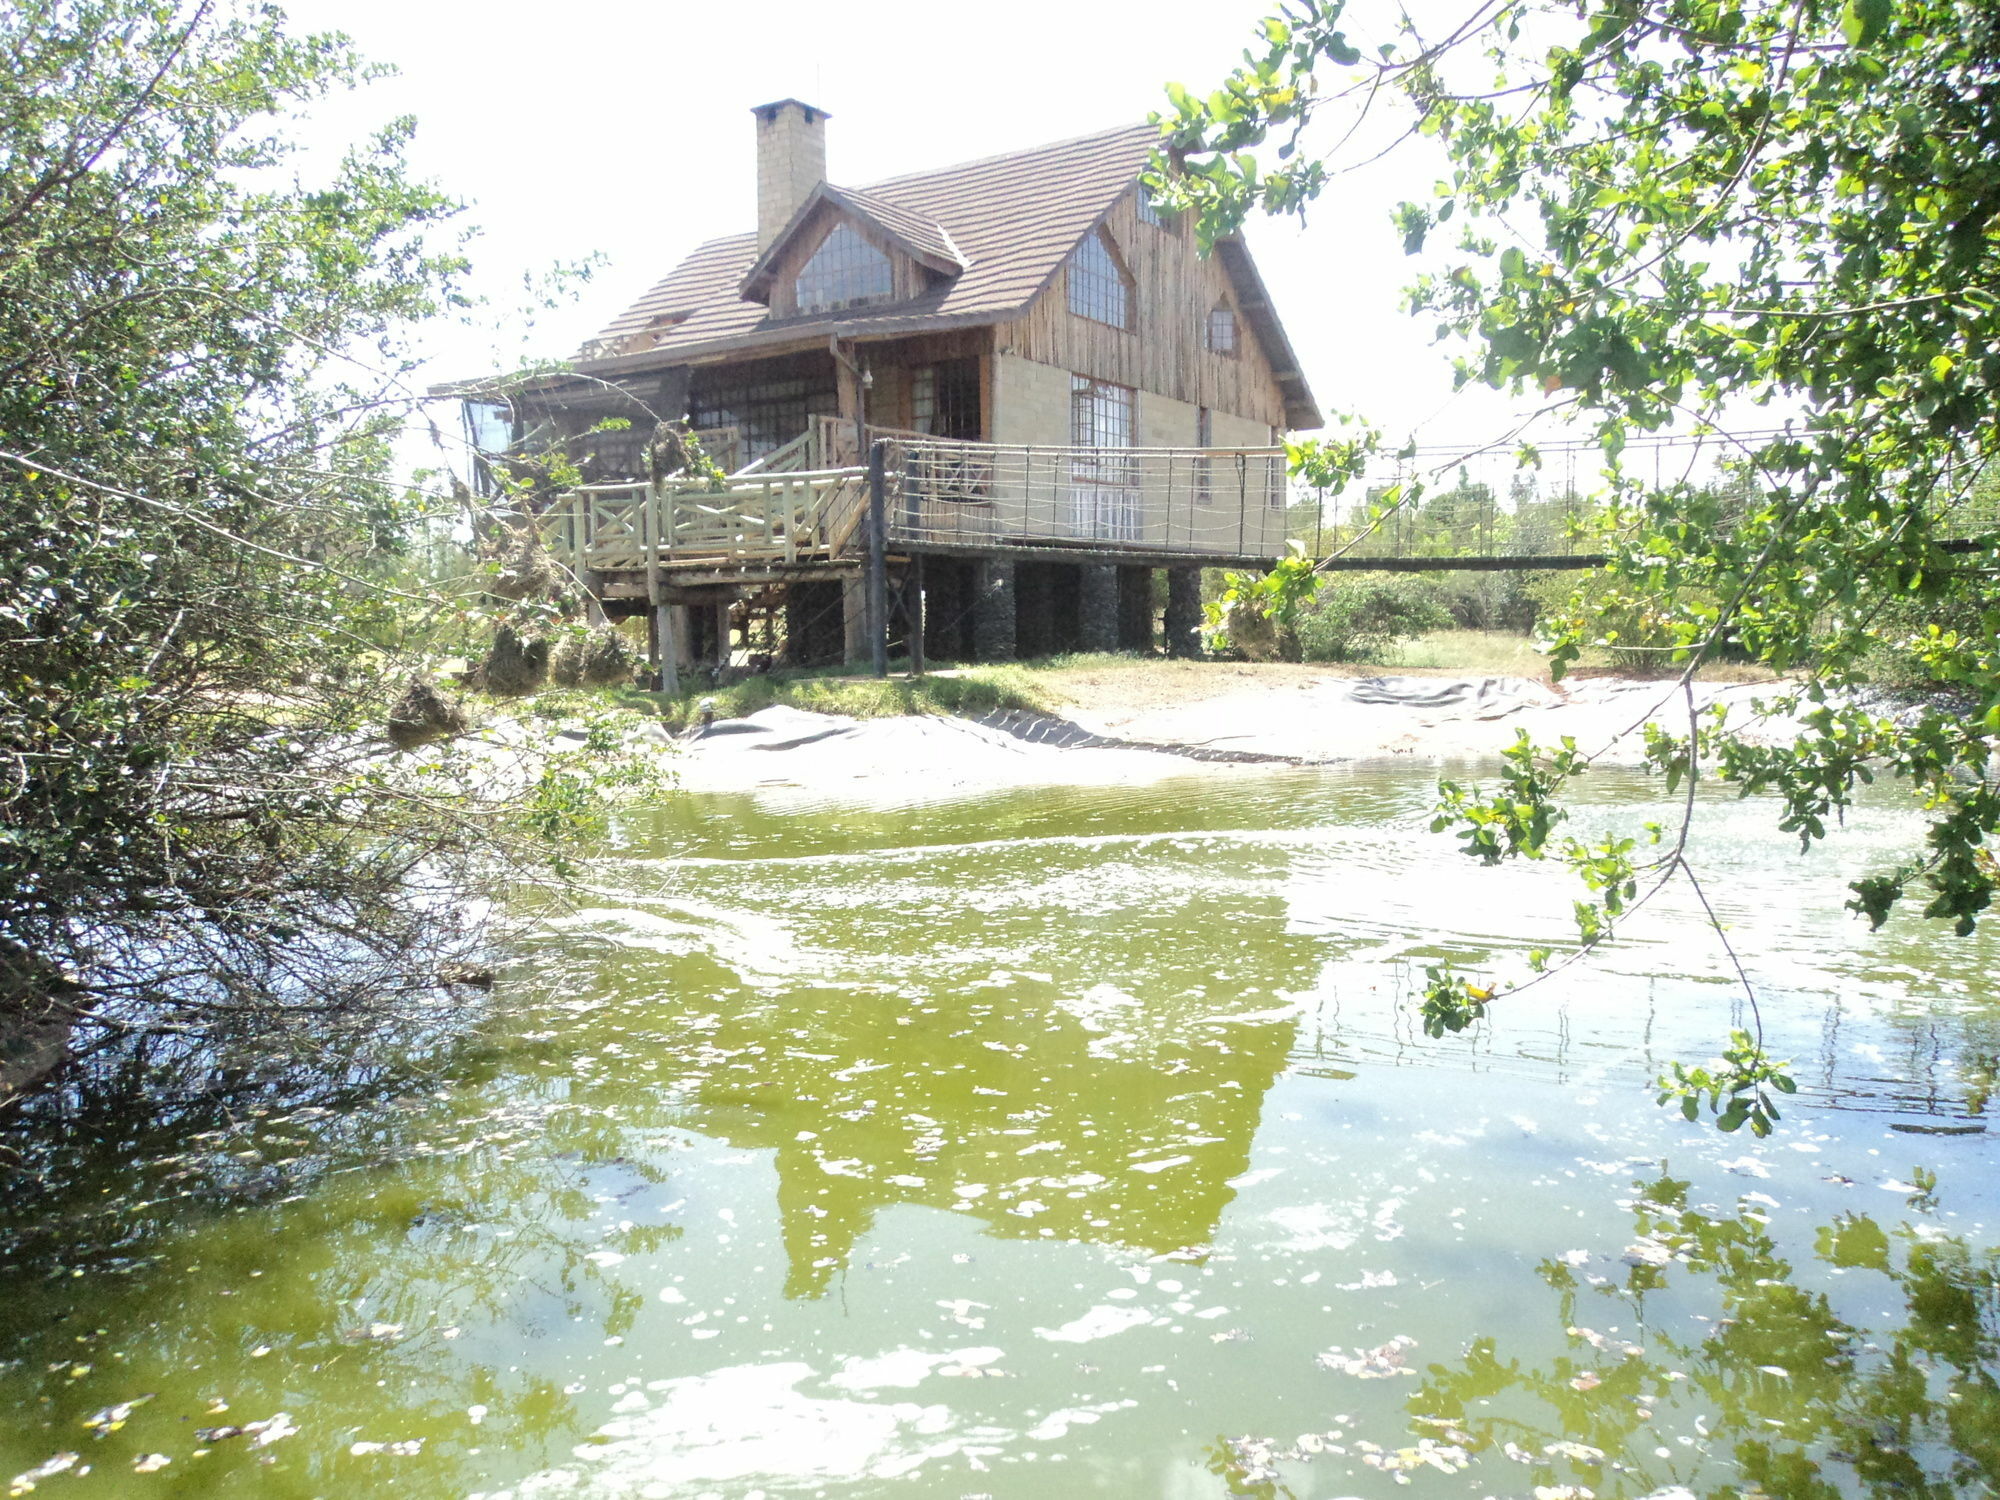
(279, 0, 1543, 462)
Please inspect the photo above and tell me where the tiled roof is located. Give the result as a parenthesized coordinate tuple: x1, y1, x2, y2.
(828, 185, 967, 275)
(574, 121, 1321, 429)
(582, 123, 1160, 364)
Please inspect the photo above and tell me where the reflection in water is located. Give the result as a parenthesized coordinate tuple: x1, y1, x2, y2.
(0, 767, 1995, 1497)
(564, 816, 1325, 1296)
(1218, 1173, 2000, 1499)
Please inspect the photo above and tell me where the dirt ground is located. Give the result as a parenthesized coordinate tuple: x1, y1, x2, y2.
(1032, 659, 1411, 716)
(1028, 654, 1780, 721)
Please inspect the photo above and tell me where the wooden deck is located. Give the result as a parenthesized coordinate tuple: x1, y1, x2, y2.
(539, 432, 1293, 590)
(544, 468, 870, 577)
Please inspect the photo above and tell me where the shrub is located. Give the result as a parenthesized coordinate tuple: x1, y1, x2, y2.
(1295, 576, 1455, 662)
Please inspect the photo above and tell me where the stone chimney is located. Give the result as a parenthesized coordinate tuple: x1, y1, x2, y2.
(753, 99, 829, 251)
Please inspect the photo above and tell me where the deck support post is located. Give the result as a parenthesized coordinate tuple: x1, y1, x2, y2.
(656, 604, 681, 696)
(1165, 565, 1203, 659)
(842, 575, 868, 665)
(906, 553, 926, 676)
(866, 440, 889, 679)
(711, 600, 732, 677)
(643, 478, 680, 696)
(1079, 563, 1119, 654)
(671, 605, 694, 678)
(972, 557, 1016, 662)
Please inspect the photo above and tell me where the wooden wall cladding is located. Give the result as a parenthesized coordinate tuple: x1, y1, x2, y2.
(996, 189, 1286, 430)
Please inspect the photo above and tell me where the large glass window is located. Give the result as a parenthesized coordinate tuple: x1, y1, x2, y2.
(1067, 375, 1138, 540)
(1195, 405, 1213, 504)
(1070, 374, 1133, 448)
(910, 360, 981, 440)
(1066, 229, 1131, 329)
(794, 222, 894, 315)
(689, 373, 838, 460)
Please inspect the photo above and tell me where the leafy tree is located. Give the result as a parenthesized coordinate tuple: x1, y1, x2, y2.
(0, 1, 625, 1098)
(1157, 0, 2000, 1122)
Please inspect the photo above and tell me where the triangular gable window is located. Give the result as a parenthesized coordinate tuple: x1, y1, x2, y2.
(795, 222, 894, 315)
(1067, 228, 1131, 330)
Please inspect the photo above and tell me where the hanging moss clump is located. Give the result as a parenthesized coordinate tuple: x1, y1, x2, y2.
(550, 627, 637, 688)
(481, 624, 550, 696)
(386, 675, 470, 749)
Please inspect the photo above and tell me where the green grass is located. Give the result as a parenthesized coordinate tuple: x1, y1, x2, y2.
(1376, 629, 1568, 675)
(1377, 629, 1777, 681)
(613, 662, 1060, 731)
(1024, 651, 1161, 673)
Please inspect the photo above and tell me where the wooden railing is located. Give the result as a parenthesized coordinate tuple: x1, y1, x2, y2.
(542, 467, 869, 575)
(691, 425, 743, 475)
(728, 418, 857, 476)
(733, 429, 812, 476)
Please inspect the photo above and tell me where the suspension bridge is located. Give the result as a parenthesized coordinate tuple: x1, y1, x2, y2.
(1291, 427, 2000, 572)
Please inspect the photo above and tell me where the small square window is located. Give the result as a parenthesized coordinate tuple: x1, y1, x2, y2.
(1205, 304, 1238, 356)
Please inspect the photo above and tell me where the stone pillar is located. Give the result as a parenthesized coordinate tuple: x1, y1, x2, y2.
(1117, 566, 1155, 653)
(843, 573, 868, 666)
(973, 557, 1016, 662)
(1165, 566, 1203, 659)
(1014, 562, 1052, 658)
(1079, 563, 1119, 654)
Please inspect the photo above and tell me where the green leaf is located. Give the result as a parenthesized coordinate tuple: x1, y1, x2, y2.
(1841, 0, 1891, 46)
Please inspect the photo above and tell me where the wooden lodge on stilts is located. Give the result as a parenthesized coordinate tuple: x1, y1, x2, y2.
(443, 101, 1323, 688)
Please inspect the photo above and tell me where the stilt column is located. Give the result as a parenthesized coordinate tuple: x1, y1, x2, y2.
(973, 558, 1016, 662)
(1079, 563, 1119, 654)
(711, 601, 732, 675)
(1165, 565, 1203, 659)
(1117, 566, 1155, 653)
(842, 574, 868, 666)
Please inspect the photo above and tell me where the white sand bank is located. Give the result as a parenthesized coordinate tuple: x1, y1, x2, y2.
(662, 675, 1806, 808)
(1059, 672, 1804, 766)
(664, 705, 1259, 809)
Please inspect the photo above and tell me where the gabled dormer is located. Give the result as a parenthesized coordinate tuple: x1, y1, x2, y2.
(739, 184, 967, 319)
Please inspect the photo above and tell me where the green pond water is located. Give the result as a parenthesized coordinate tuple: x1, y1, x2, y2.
(2, 763, 1998, 1499)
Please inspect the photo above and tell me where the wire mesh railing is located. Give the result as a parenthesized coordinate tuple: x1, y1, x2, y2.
(880, 436, 1289, 559)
